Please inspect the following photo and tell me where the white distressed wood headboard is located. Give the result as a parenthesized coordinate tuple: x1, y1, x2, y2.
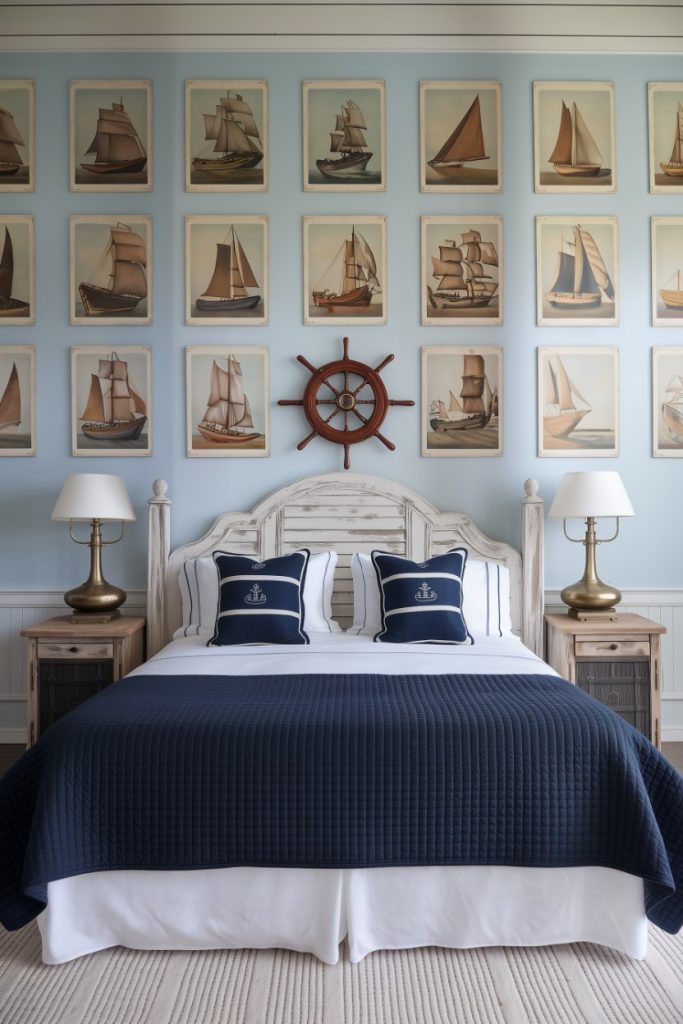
(147, 472, 544, 658)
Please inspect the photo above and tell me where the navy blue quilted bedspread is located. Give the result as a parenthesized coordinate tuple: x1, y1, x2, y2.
(1, 671, 682, 933)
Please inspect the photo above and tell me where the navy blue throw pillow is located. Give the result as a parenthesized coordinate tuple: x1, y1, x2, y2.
(371, 549, 472, 645)
(209, 550, 310, 646)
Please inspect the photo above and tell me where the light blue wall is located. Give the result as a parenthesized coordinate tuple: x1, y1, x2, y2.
(0, 51, 681, 594)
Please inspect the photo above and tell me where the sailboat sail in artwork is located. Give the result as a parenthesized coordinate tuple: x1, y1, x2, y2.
(427, 230, 498, 310)
(428, 95, 488, 177)
(662, 372, 683, 443)
(197, 355, 260, 444)
(196, 226, 261, 312)
(81, 98, 147, 176)
(0, 105, 25, 177)
(548, 101, 607, 177)
(659, 103, 683, 178)
(430, 355, 494, 433)
(192, 92, 263, 175)
(545, 226, 614, 310)
(0, 362, 21, 431)
(0, 226, 29, 317)
(78, 222, 147, 317)
(80, 352, 147, 442)
(312, 226, 380, 309)
(543, 355, 591, 439)
(316, 99, 374, 179)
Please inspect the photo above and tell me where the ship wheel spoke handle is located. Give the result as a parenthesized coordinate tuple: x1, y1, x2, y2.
(278, 336, 414, 469)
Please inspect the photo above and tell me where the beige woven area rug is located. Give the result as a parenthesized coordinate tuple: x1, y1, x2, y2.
(1, 926, 682, 1024)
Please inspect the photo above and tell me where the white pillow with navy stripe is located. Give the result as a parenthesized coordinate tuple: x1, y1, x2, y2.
(371, 549, 472, 645)
(209, 550, 310, 646)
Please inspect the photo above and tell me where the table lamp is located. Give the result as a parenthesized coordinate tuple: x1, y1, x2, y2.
(51, 473, 136, 620)
(549, 471, 634, 619)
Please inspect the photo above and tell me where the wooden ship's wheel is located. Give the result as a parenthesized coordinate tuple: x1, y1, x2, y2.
(278, 337, 414, 469)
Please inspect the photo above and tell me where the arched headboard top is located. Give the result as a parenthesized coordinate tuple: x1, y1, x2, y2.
(147, 472, 544, 658)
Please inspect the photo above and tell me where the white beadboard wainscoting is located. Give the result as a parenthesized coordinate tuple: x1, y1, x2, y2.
(1, 589, 682, 743)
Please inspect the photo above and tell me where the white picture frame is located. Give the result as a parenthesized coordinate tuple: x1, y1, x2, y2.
(69, 80, 152, 192)
(533, 81, 616, 193)
(419, 80, 502, 194)
(0, 345, 35, 456)
(538, 346, 619, 457)
(303, 215, 387, 326)
(651, 216, 683, 326)
(185, 215, 268, 326)
(536, 216, 619, 327)
(0, 80, 34, 192)
(186, 346, 270, 457)
(70, 214, 152, 326)
(303, 80, 386, 192)
(71, 346, 152, 457)
(0, 215, 34, 325)
(648, 82, 683, 195)
(652, 347, 683, 457)
(421, 215, 503, 325)
(185, 80, 268, 193)
(422, 346, 503, 457)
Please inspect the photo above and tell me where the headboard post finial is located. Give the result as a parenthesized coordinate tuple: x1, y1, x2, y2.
(147, 480, 172, 659)
(521, 479, 544, 658)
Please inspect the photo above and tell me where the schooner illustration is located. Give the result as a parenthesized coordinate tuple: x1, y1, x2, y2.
(196, 226, 260, 312)
(427, 230, 498, 310)
(543, 355, 591, 439)
(0, 362, 20, 431)
(316, 99, 373, 179)
(659, 102, 683, 178)
(78, 222, 147, 317)
(546, 225, 614, 310)
(197, 355, 261, 444)
(0, 105, 26, 177)
(312, 225, 380, 310)
(430, 355, 494, 433)
(428, 95, 487, 177)
(0, 226, 29, 318)
(80, 352, 147, 442)
(548, 101, 607, 177)
(80, 98, 147, 176)
(192, 91, 263, 175)
(662, 372, 683, 443)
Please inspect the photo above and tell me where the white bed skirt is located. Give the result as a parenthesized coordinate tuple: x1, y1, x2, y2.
(38, 864, 648, 964)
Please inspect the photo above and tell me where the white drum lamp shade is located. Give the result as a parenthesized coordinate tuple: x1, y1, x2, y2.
(52, 474, 136, 523)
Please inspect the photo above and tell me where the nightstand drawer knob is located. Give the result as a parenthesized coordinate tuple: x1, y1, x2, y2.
(610, 643, 618, 650)
(70, 646, 79, 653)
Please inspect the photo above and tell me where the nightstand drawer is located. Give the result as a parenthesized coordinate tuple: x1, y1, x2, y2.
(37, 641, 114, 660)
(575, 638, 650, 659)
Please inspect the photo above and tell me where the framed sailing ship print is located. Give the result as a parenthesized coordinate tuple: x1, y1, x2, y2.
(0, 215, 34, 325)
(653, 347, 683, 457)
(69, 80, 151, 192)
(419, 81, 502, 193)
(422, 346, 502, 457)
(70, 215, 152, 325)
(0, 80, 34, 192)
(421, 216, 502, 325)
(533, 82, 615, 193)
(304, 216, 386, 325)
(185, 215, 268, 326)
(71, 346, 152, 457)
(186, 346, 269, 457)
(537, 346, 619, 457)
(303, 80, 385, 192)
(648, 83, 683, 194)
(0, 346, 35, 456)
(536, 216, 619, 326)
(185, 80, 267, 192)
(652, 217, 683, 325)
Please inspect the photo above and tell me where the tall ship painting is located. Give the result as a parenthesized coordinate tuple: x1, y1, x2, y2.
(0, 104, 26, 177)
(427, 229, 498, 311)
(78, 222, 147, 317)
(191, 91, 263, 176)
(430, 355, 495, 433)
(80, 98, 147, 176)
(545, 225, 614, 310)
(316, 100, 373, 179)
(661, 372, 683, 443)
(543, 355, 591, 439)
(659, 102, 683, 178)
(312, 225, 380, 310)
(196, 226, 260, 313)
(0, 361, 21, 432)
(428, 95, 488, 178)
(547, 101, 607, 178)
(80, 353, 147, 443)
(197, 355, 261, 444)
(0, 226, 30, 318)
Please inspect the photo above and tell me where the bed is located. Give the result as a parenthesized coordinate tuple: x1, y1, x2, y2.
(1, 472, 682, 964)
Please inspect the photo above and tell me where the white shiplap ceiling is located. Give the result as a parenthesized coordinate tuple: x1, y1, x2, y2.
(1, 1, 683, 52)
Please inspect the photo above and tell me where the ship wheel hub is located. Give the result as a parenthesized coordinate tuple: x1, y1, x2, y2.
(337, 392, 356, 411)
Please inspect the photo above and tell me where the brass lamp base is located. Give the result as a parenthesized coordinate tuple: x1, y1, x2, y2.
(63, 518, 128, 617)
(559, 515, 622, 617)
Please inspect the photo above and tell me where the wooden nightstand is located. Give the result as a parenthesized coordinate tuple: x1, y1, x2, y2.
(21, 615, 146, 747)
(545, 613, 665, 748)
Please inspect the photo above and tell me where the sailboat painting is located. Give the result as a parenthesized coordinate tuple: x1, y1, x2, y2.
(536, 216, 619, 326)
(303, 81, 385, 191)
(653, 348, 683, 456)
(651, 217, 683, 325)
(186, 216, 268, 325)
(422, 347, 502, 457)
(648, 84, 683, 193)
(0, 81, 34, 192)
(0, 216, 34, 325)
(186, 347, 269, 457)
(0, 347, 35, 456)
(70, 215, 152, 325)
(70, 81, 151, 191)
(538, 347, 618, 457)
(420, 81, 502, 193)
(421, 216, 502, 324)
(185, 80, 267, 192)
(533, 82, 615, 193)
(304, 216, 386, 325)
(71, 346, 151, 456)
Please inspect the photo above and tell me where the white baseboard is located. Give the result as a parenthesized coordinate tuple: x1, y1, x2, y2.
(0, 729, 26, 745)
(662, 728, 683, 743)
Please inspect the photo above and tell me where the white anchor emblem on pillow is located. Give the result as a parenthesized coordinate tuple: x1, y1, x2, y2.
(245, 583, 267, 605)
(415, 581, 437, 602)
